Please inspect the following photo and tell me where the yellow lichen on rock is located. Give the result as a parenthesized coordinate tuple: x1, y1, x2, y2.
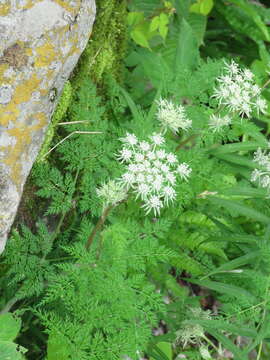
(0, 0, 96, 253)
(0, 75, 42, 126)
(35, 43, 58, 68)
(3, 112, 47, 186)
(0, 4, 10, 16)
(54, 0, 80, 15)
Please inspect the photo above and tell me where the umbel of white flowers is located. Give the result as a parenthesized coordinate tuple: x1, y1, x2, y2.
(212, 60, 267, 118)
(156, 98, 192, 134)
(97, 133, 192, 216)
(251, 147, 270, 195)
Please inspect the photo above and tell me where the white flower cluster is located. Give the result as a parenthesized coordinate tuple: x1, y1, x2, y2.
(251, 148, 270, 195)
(208, 114, 231, 132)
(96, 180, 127, 207)
(116, 132, 192, 216)
(213, 60, 267, 118)
(156, 98, 192, 134)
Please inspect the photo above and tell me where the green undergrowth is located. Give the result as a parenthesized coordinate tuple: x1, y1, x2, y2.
(3, 1, 270, 360)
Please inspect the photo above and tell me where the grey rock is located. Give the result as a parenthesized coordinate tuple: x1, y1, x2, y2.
(0, 0, 96, 253)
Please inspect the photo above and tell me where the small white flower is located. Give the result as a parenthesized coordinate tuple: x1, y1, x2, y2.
(147, 151, 156, 161)
(155, 174, 164, 183)
(163, 186, 176, 204)
(128, 164, 139, 173)
(143, 160, 151, 168)
(134, 152, 145, 162)
(252, 84, 261, 96)
(153, 160, 163, 168)
(167, 153, 178, 164)
(116, 148, 133, 162)
(156, 149, 167, 160)
(251, 169, 262, 182)
(150, 133, 165, 146)
(156, 98, 192, 133)
(137, 173, 145, 183)
(139, 141, 151, 152)
(256, 98, 267, 114)
(120, 132, 137, 146)
(153, 179, 163, 191)
(142, 195, 163, 216)
(166, 172, 176, 185)
(121, 172, 136, 187)
(251, 148, 270, 196)
(261, 175, 270, 188)
(177, 163, 192, 181)
(146, 174, 154, 183)
(136, 183, 150, 199)
(224, 60, 239, 75)
(209, 114, 231, 132)
(239, 102, 252, 118)
(243, 68, 254, 81)
(161, 163, 170, 174)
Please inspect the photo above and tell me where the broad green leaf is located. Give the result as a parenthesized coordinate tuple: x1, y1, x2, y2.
(208, 197, 270, 224)
(184, 278, 256, 302)
(150, 16, 160, 32)
(131, 25, 151, 49)
(0, 341, 26, 360)
(175, 18, 199, 73)
(188, 13, 207, 45)
(190, 0, 214, 16)
(158, 13, 169, 39)
(47, 332, 71, 360)
(127, 12, 144, 27)
(0, 313, 21, 342)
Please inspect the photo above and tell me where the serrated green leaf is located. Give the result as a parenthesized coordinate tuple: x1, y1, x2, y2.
(150, 342, 172, 360)
(206, 330, 248, 360)
(175, 18, 199, 73)
(150, 16, 160, 32)
(158, 13, 169, 39)
(127, 12, 144, 27)
(130, 23, 151, 48)
(185, 319, 257, 338)
(183, 278, 256, 302)
(208, 197, 270, 224)
(204, 251, 261, 278)
(210, 141, 267, 155)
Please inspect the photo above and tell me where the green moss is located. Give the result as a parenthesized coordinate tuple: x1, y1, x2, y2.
(72, 0, 128, 88)
(36, 81, 73, 162)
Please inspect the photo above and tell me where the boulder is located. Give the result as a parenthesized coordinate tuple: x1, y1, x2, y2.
(0, 0, 96, 253)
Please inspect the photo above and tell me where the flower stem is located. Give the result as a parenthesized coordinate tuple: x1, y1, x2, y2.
(85, 205, 113, 251)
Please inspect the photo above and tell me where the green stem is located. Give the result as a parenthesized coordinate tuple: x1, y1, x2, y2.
(85, 205, 113, 251)
(202, 334, 220, 353)
(256, 341, 263, 360)
(176, 134, 198, 151)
